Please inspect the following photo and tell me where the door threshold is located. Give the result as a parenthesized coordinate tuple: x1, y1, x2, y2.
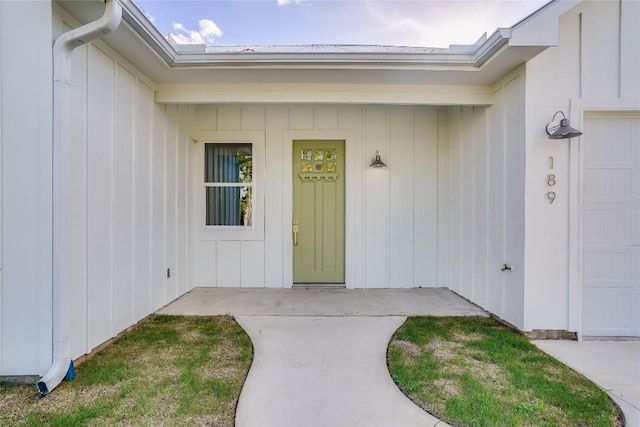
(292, 283, 346, 289)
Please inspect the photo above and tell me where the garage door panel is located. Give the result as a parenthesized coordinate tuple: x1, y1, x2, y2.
(583, 289, 638, 335)
(583, 248, 639, 284)
(583, 209, 637, 244)
(583, 122, 635, 161)
(583, 166, 634, 203)
(582, 115, 639, 337)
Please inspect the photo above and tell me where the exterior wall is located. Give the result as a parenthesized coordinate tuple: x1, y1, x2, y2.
(523, 0, 640, 334)
(0, 1, 54, 376)
(438, 70, 527, 330)
(63, 35, 190, 359)
(0, 5, 191, 376)
(190, 105, 439, 289)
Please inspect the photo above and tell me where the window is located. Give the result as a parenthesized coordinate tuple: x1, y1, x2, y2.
(204, 143, 253, 227)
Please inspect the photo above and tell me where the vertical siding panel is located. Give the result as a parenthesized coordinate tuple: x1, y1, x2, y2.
(195, 105, 217, 131)
(472, 107, 489, 308)
(133, 81, 152, 321)
(151, 104, 166, 309)
(113, 65, 135, 333)
(165, 105, 178, 301)
(291, 107, 314, 130)
(218, 106, 242, 130)
(460, 107, 475, 299)
(265, 107, 288, 287)
(87, 46, 114, 350)
(177, 105, 190, 295)
(620, 0, 640, 98)
(217, 241, 241, 286)
(339, 106, 365, 287)
(0, 1, 3, 372)
(241, 241, 265, 287)
(315, 107, 339, 130)
(413, 108, 438, 287)
(581, 3, 619, 99)
(70, 43, 88, 358)
(364, 107, 389, 288)
(1, 1, 53, 374)
(437, 109, 450, 287)
(448, 107, 463, 294)
(486, 88, 506, 316)
(241, 106, 266, 130)
(503, 76, 526, 327)
(389, 107, 414, 288)
(196, 241, 218, 286)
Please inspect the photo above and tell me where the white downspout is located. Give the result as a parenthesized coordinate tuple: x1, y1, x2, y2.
(38, 0, 122, 396)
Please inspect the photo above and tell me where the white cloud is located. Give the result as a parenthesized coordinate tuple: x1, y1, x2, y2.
(277, 0, 303, 6)
(366, 1, 548, 48)
(169, 19, 223, 45)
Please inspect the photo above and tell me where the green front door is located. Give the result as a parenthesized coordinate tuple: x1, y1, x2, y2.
(293, 141, 345, 283)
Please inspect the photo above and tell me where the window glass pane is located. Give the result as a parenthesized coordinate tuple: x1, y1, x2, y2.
(206, 186, 253, 226)
(204, 143, 252, 183)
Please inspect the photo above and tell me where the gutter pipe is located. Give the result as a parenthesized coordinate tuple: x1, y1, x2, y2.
(38, 0, 122, 396)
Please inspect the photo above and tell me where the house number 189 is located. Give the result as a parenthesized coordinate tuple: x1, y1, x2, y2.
(547, 173, 556, 203)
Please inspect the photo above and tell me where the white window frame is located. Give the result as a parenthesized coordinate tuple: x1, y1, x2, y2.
(194, 131, 265, 241)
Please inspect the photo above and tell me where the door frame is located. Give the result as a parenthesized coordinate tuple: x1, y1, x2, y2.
(567, 100, 640, 339)
(283, 130, 358, 288)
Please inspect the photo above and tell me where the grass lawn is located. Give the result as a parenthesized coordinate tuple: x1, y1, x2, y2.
(0, 315, 252, 427)
(388, 316, 623, 427)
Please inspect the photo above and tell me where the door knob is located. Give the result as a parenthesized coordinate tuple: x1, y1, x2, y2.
(293, 219, 299, 246)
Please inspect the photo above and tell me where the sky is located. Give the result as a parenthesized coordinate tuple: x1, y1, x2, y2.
(134, 0, 550, 49)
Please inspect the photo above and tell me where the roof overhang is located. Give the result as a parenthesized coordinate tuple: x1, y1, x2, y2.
(55, 0, 578, 104)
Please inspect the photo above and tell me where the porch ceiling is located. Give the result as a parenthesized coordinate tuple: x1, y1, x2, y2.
(56, 0, 563, 103)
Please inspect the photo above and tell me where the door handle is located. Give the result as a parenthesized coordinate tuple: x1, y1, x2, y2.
(293, 219, 299, 246)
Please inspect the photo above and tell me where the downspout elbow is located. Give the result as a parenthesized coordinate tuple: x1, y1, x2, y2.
(53, 0, 123, 56)
(40, 0, 122, 397)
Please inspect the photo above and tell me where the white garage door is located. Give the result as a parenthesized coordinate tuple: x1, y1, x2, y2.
(582, 114, 639, 336)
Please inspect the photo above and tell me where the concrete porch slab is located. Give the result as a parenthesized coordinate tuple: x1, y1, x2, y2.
(157, 287, 488, 317)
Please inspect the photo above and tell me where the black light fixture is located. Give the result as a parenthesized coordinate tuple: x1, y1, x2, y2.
(546, 111, 582, 139)
(369, 150, 387, 168)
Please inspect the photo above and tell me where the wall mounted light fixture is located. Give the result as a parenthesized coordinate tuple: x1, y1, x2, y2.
(545, 111, 582, 139)
(369, 150, 387, 168)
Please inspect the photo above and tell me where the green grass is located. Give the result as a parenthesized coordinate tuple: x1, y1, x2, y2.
(0, 315, 252, 427)
(388, 317, 622, 427)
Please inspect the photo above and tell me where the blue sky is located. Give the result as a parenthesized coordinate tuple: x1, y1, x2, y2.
(134, 0, 549, 48)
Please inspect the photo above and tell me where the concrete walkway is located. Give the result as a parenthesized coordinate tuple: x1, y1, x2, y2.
(533, 339, 640, 426)
(159, 287, 485, 426)
(235, 316, 447, 427)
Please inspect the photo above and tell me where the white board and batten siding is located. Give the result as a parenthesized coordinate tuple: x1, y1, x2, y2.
(439, 71, 527, 330)
(190, 105, 438, 289)
(56, 5, 191, 363)
(0, 1, 54, 375)
(524, 0, 640, 336)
